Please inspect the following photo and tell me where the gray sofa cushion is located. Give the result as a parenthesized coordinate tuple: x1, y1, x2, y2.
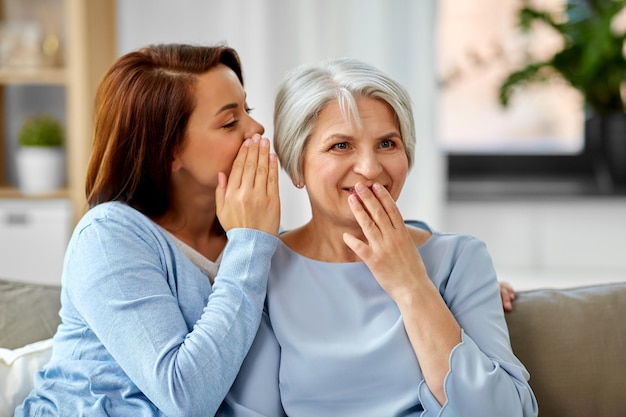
(0, 278, 61, 349)
(505, 282, 626, 417)
(1, 277, 625, 416)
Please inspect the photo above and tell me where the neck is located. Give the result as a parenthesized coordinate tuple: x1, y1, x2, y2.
(153, 187, 225, 261)
(282, 219, 364, 263)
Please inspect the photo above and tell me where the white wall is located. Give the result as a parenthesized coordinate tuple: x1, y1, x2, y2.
(2, 1, 624, 289)
(445, 198, 626, 290)
(117, 0, 445, 230)
(117, 1, 626, 291)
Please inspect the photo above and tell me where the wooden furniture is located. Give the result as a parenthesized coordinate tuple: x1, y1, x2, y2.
(0, 0, 117, 224)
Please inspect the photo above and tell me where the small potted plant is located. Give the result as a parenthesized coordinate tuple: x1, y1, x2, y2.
(499, 0, 626, 185)
(16, 114, 66, 195)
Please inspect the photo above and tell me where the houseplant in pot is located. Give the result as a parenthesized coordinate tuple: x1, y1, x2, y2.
(498, 0, 626, 186)
(16, 114, 66, 195)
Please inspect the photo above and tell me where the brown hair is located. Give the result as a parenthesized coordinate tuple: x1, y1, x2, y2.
(85, 44, 244, 216)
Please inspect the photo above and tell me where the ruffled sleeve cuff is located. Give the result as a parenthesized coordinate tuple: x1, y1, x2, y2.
(418, 330, 537, 417)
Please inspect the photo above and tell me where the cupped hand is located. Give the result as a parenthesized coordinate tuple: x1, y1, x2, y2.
(343, 182, 428, 301)
(215, 134, 280, 236)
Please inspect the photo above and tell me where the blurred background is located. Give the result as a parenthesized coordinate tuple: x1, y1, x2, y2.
(1, 0, 625, 290)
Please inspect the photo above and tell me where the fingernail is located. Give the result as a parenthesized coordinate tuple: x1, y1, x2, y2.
(243, 139, 251, 147)
(261, 137, 269, 147)
(373, 183, 383, 191)
(355, 183, 366, 193)
(252, 135, 260, 143)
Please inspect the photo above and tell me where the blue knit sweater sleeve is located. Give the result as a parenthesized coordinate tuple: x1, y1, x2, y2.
(18, 202, 278, 417)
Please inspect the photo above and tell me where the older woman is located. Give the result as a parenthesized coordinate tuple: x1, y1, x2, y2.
(219, 58, 537, 417)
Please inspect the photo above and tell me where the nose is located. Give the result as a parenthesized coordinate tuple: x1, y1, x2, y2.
(353, 150, 383, 179)
(245, 114, 265, 138)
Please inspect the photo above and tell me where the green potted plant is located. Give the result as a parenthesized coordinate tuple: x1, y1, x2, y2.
(499, 0, 626, 185)
(16, 114, 66, 195)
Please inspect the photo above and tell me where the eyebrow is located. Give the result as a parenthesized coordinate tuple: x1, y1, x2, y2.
(321, 133, 353, 146)
(214, 93, 248, 117)
(214, 103, 238, 116)
(322, 131, 401, 145)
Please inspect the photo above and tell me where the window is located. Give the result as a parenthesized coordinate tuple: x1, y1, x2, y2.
(437, 0, 603, 198)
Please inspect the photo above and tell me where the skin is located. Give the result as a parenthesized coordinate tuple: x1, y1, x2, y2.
(282, 98, 414, 261)
(500, 281, 515, 312)
(155, 64, 280, 259)
(281, 97, 461, 405)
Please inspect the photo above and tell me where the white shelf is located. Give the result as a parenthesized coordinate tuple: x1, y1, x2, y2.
(0, 67, 66, 85)
(0, 198, 72, 285)
(0, 0, 116, 225)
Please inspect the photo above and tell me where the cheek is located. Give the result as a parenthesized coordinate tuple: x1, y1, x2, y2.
(393, 152, 410, 173)
(307, 159, 346, 186)
(388, 156, 410, 194)
(219, 145, 242, 173)
(395, 159, 410, 177)
(227, 142, 242, 160)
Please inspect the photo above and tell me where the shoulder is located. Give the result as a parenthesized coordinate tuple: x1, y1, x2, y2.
(405, 219, 485, 250)
(405, 220, 492, 281)
(77, 202, 156, 232)
(405, 224, 498, 305)
(71, 202, 167, 250)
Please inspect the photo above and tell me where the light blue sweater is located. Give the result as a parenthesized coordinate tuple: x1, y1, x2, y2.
(219, 220, 538, 417)
(15, 202, 278, 417)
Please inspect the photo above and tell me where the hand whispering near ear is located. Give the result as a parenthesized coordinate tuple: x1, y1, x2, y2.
(216, 134, 280, 235)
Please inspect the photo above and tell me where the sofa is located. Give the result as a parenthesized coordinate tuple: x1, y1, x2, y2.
(504, 282, 626, 417)
(1, 277, 625, 417)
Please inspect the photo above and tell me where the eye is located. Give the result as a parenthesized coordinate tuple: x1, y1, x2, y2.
(245, 107, 254, 114)
(380, 137, 398, 149)
(222, 119, 239, 129)
(330, 142, 349, 151)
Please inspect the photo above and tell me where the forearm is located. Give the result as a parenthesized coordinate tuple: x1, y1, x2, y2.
(395, 279, 461, 405)
(413, 237, 537, 416)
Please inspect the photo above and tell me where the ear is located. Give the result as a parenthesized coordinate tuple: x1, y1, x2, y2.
(291, 177, 304, 189)
(171, 154, 182, 172)
(171, 139, 186, 172)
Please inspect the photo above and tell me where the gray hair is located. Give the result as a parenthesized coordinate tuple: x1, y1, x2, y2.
(273, 57, 415, 185)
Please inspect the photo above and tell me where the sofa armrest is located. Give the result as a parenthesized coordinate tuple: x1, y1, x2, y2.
(0, 278, 61, 349)
(505, 282, 626, 417)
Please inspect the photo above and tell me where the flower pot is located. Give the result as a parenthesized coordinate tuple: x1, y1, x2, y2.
(16, 147, 66, 195)
(585, 113, 626, 187)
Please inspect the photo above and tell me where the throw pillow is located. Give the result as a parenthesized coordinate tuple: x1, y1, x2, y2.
(0, 338, 53, 417)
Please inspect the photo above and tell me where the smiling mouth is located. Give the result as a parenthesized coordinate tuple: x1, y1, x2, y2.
(342, 185, 389, 193)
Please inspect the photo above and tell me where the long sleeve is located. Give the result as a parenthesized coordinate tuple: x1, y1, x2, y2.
(418, 236, 538, 417)
(20, 202, 279, 417)
(217, 225, 537, 417)
(217, 311, 285, 417)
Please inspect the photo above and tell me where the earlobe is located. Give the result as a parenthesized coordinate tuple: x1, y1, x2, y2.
(171, 157, 181, 172)
(291, 174, 305, 189)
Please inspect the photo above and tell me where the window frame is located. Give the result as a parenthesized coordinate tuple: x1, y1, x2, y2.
(445, 135, 626, 199)
(437, 0, 626, 199)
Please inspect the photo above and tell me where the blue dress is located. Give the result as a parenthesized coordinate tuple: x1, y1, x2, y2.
(219, 220, 538, 417)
